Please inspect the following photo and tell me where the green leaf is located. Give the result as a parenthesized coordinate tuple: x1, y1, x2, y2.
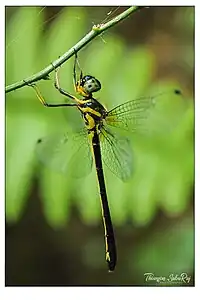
(6, 112, 47, 222)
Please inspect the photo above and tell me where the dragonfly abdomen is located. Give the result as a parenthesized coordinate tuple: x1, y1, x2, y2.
(92, 129, 117, 272)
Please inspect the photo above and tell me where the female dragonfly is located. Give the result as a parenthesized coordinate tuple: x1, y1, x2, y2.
(29, 51, 181, 272)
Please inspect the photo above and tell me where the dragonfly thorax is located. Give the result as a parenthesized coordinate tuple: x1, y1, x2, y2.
(83, 98, 107, 119)
(80, 98, 107, 131)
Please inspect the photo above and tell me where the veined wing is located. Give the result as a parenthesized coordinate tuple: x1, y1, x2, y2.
(36, 129, 93, 177)
(105, 95, 155, 132)
(105, 90, 182, 133)
(100, 127, 133, 182)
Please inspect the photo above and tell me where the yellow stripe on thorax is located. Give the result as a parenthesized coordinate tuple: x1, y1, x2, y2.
(80, 107, 101, 117)
(80, 106, 101, 131)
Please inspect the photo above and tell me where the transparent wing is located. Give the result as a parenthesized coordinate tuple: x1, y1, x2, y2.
(105, 90, 183, 133)
(36, 129, 93, 177)
(105, 95, 155, 132)
(100, 127, 133, 181)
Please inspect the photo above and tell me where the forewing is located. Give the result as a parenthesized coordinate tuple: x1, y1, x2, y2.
(105, 90, 184, 134)
(105, 96, 154, 133)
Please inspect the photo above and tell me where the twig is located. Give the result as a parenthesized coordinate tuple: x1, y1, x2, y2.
(5, 6, 145, 93)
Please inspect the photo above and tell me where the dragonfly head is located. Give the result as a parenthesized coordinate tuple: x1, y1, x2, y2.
(77, 75, 101, 97)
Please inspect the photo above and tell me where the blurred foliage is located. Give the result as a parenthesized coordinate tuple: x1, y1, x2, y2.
(5, 6, 194, 285)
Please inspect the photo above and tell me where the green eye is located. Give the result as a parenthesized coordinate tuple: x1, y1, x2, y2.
(83, 76, 101, 93)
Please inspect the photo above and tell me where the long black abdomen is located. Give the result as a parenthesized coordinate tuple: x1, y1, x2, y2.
(92, 129, 117, 271)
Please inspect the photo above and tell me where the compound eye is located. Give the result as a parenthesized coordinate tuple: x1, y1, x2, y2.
(84, 77, 101, 93)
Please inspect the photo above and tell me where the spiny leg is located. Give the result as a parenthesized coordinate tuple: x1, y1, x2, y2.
(53, 66, 77, 101)
(73, 49, 83, 92)
(73, 50, 83, 82)
(53, 62, 90, 105)
(73, 51, 77, 86)
(26, 82, 76, 108)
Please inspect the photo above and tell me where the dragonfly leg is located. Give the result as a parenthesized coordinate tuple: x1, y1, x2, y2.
(53, 60, 89, 105)
(26, 82, 76, 108)
(53, 66, 78, 101)
(73, 49, 83, 93)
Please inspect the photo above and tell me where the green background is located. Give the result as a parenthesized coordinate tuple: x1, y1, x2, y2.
(5, 6, 194, 286)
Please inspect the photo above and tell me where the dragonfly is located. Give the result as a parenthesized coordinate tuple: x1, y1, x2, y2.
(29, 50, 181, 272)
